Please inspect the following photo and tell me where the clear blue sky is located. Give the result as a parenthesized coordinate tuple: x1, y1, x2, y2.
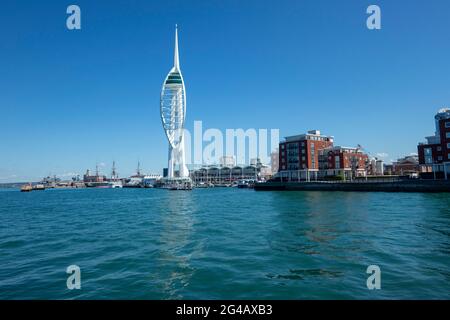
(1, 0, 449, 182)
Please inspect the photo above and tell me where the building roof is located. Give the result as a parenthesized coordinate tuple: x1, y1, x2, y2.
(435, 108, 450, 120)
(284, 130, 334, 142)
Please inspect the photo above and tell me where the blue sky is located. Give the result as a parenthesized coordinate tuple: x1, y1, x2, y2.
(1, 0, 450, 182)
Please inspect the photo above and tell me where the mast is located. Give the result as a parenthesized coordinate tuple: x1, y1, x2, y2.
(174, 24, 180, 70)
(111, 161, 117, 180)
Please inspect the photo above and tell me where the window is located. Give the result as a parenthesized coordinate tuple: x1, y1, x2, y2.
(448, 153, 450, 160)
(335, 158, 340, 169)
(437, 146, 442, 152)
(448, 143, 450, 149)
(438, 156, 443, 161)
(446, 121, 450, 128)
(447, 132, 450, 138)
(288, 143, 299, 150)
(424, 148, 433, 164)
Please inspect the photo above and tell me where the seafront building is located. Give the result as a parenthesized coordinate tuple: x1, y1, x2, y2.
(392, 155, 419, 176)
(417, 108, 450, 179)
(278, 130, 333, 181)
(277, 130, 370, 181)
(190, 159, 272, 185)
(318, 146, 369, 178)
(220, 156, 236, 167)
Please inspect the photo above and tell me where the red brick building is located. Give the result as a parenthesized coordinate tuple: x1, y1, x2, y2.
(278, 130, 370, 181)
(319, 146, 369, 178)
(417, 108, 450, 179)
(278, 130, 334, 180)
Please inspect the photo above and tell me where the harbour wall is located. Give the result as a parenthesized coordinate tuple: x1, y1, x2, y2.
(254, 180, 450, 193)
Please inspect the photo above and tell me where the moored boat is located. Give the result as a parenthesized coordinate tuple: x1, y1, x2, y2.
(20, 184, 33, 192)
(33, 184, 45, 191)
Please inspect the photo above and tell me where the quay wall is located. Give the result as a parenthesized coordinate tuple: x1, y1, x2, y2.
(254, 180, 450, 193)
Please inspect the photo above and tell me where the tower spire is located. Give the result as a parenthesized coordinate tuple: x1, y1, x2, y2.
(174, 24, 180, 69)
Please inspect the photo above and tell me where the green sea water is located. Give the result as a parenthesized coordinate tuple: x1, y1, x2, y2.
(0, 188, 449, 299)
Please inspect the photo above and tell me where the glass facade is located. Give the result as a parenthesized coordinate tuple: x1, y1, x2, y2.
(424, 148, 433, 164)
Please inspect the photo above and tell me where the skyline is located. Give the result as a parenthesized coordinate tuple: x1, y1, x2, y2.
(1, 0, 450, 182)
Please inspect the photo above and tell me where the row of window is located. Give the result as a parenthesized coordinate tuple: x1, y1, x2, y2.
(283, 164, 308, 170)
(425, 143, 450, 156)
(424, 148, 450, 163)
(307, 136, 329, 142)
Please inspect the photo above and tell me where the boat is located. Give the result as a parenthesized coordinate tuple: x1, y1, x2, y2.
(85, 182, 111, 188)
(160, 177, 193, 190)
(33, 184, 45, 191)
(196, 182, 209, 188)
(168, 183, 193, 191)
(237, 179, 256, 188)
(20, 184, 33, 192)
(123, 178, 143, 188)
(142, 174, 162, 188)
(109, 181, 123, 188)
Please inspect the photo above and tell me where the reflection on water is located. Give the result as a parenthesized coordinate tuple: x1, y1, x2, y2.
(267, 268, 344, 281)
(269, 192, 384, 259)
(153, 192, 201, 299)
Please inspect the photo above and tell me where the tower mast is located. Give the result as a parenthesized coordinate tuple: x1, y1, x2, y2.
(174, 24, 180, 70)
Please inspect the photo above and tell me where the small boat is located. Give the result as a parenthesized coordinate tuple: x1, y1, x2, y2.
(109, 181, 123, 189)
(33, 184, 45, 191)
(237, 179, 256, 189)
(161, 178, 193, 190)
(168, 184, 192, 191)
(86, 182, 111, 188)
(20, 184, 33, 192)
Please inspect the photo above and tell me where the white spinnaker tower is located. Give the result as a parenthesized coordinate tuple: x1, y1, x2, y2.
(160, 25, 189, 178)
